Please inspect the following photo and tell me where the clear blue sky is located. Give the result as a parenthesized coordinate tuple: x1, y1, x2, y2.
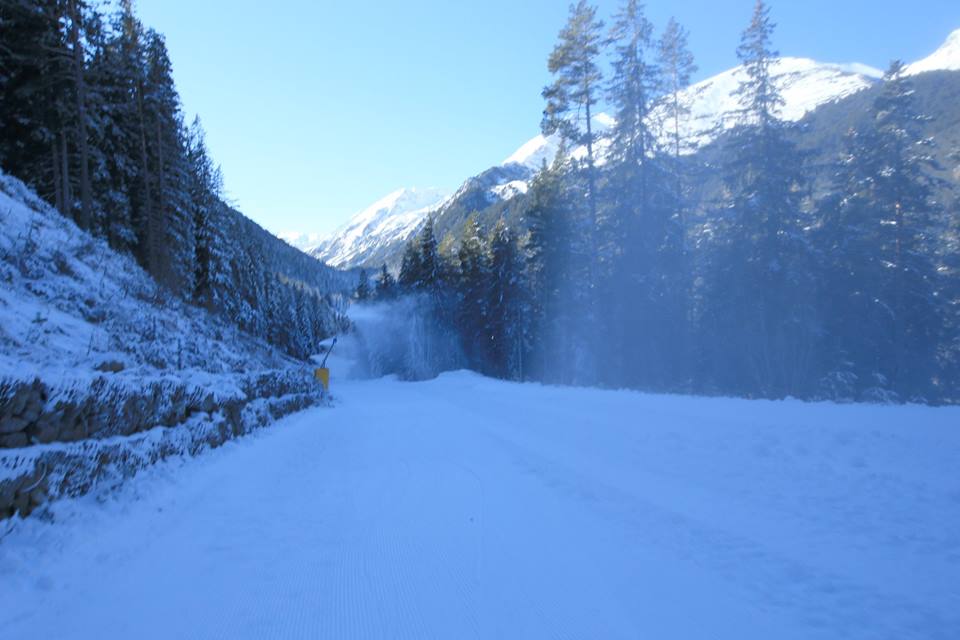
(135, 0, 960, 237)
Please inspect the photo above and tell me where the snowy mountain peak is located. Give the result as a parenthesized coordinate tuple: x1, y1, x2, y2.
(906, 28, 960, 76)
(309, 187, 451, 269)
(503, 113, 615, 171)
(502, 57, 879, 170)
(278, 231, 326, 251)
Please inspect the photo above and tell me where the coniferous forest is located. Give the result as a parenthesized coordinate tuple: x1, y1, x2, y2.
(0, 0, 349, 359)
(2, 0, 956, 403)
(367, 0, 959, 404)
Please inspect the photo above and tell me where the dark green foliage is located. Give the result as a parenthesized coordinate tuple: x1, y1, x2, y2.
(355, 268, 371, 301)
(0, 0, 347, 360)
(454, 216, 491, 365)
(374, 264, 397, 299)
(395, 1, 957, 403)
(816, 63, 947, 400)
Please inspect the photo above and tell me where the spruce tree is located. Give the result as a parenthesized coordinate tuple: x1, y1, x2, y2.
(606, 0, 658, 172)
(417, 217, 443, 292)
(524, 158, 575, 382)
(487, 219, 527, 380)
(375, 264, 396, 299)
(542, 0, 604, 234)
(702, 0, 815, 397)
(398, 238, 422, 291)
(355, 268, 371, 301)
(819, 62, 944, 400)
(658, 17, 697, 160)
(455, 216, 491, 368)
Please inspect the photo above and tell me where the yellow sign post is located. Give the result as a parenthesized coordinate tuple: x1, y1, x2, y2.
(315, 336, 336, 394)
(314, 367, 330, 392)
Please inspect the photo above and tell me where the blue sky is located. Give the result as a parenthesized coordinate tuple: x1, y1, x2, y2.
(136, 0, 960, 237)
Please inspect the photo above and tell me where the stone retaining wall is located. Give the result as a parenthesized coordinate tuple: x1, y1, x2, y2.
(0, 369, 324, 520)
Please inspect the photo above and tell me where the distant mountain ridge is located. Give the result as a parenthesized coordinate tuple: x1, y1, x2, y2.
(303, 29, 959, 271)
(307, 187, 450, 269)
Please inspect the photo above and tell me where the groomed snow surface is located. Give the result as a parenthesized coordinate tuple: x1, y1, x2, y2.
(2, 370, 959, 639)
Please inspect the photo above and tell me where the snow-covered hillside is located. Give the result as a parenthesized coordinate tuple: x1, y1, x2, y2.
(308, 187, 450, 269)
(3, 369, 958, 639)
(906, 28, 960, 75)
(277, 230, 326, 252)
(0, 171, 324, 518)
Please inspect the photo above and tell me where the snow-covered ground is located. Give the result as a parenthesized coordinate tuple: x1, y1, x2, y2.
(2, 369, 958, 639)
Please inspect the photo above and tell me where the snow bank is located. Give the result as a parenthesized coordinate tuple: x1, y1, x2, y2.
(0, 171, 326, 519)
(2, 372, 957, 638)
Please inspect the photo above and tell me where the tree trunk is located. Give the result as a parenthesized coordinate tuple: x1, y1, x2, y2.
(50, 138, 63, 214)
(59, 129, 71, 218)
(68, 0, 91, 231)
(134, 80, 155, 277)
(154, 118, 166, 285)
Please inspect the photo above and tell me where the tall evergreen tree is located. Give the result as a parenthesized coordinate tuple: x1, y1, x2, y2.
(398, 237, 422, 291)
(143, 31, 194, 291)
(487, 219, 528, 380)
(355, 267, 371, 301)
(186, 117, 224, 309)
(455, 216, 491, 367)
(524, 158, 577, 382)
(375, 264, 396, 299)
(542, 0, 604, 235)
(416, 217, 443, 292)
(700, 0, 815, 397)
(658, 17, 697, 160)
(818, 62, 944, 400)
(606, 0, 658, 173)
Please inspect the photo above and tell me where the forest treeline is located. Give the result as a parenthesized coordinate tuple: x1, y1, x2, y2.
(0, 0, 346, 358)
(358, 0, 959, 404)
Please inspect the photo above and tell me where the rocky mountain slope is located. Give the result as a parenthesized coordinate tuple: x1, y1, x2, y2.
(308, 187, 450, 270)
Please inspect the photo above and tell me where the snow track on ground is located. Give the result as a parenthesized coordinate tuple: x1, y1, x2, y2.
(2, 372, 958, 639)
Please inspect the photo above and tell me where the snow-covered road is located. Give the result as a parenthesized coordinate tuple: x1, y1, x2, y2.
(2, 372, 959, 639)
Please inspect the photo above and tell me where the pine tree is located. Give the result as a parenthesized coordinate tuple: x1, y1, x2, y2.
(524, 158, 575, 382)
(818, 62, 944, 400)
(455, 216, 491, 367)
(416, 217, 443, 292)
(606, 0, 658, 172)
(542, 0, 604, 234)
(355, 267, 371, 301)
(658, 17, 697, 160)
(734, 0, 783, 131)
(186, 117, 224, 309)
(143, 31, 194, 291)
(700, 0, 815, 397)
(66, 0, 93, 230)
(487, 218, 528, 379)
(375, 264, 396, 299)
(602, 0, 684, 387)
(398, 238, 422, 291)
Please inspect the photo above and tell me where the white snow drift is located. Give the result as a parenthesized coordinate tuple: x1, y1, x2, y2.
(2, 369, 958, 639)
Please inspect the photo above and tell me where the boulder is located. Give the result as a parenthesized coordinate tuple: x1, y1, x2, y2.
(0, 415, 28, 434)
(0, 432, 28, 448)
(94, 360, 125, 374)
